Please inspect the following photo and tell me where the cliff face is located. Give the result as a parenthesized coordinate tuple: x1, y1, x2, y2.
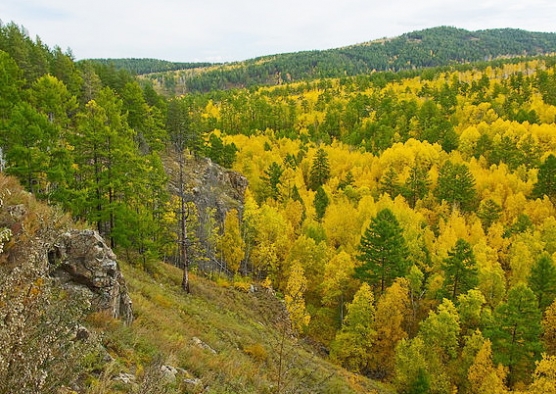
(167, 155, 248, 271)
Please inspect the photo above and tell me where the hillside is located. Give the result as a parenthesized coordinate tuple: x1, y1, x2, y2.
(128, 26, 556, 93)
(3, 19, 556, 393)
(0, 172, 386, 393)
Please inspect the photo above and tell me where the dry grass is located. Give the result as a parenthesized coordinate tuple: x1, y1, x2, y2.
(92, 260, 394, 393)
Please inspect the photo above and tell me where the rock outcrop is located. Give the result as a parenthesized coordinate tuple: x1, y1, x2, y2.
(183, 156, 248, 223)
(166, 155, 248, 271)
(49, 230, 133, 325)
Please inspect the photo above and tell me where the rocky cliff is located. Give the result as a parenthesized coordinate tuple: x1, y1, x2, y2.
(0, 174, 133, 391)
(48, 230, 133, 325)
(166, 155, 248, 271)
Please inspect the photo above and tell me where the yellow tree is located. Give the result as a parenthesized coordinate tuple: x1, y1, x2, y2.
(284, 260, 310, 333)
(467, 339, 508, 394)
(330, 283, 376, 373)
(217, 209, 245, 274)
(321, 251, 358, 322)
(543, 299, 556, 355)
(370, 278, 410, 379)
(528, 354, 556, 394)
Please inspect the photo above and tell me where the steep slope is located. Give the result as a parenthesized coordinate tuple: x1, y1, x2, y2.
(0, 174, 133, 392)
(0, 172, 390, 393)
(99, 261, 393, 393)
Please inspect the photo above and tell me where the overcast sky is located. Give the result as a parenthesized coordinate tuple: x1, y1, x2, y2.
(1, 0, 555, 63)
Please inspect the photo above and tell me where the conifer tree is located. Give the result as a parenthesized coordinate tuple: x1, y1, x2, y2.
(401, 163, 430, 209)
(379, 167, 401, 198)
(528, 253, 556, 310)
(308, 148, 330, 190)
(486, 284, 543, 388)
(259, 161, 283, 201)
(532, 154, 556, 205)
(313, 186, 329, 222)
(477, 199, 503, 231)
(355, 208, 409, 294)
(435, 161, 477, 213)
(442, 238, 479, 300)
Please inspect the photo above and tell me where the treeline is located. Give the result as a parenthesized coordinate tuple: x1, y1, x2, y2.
(142, 26, 556, 93)
(88, 58, 215, 75)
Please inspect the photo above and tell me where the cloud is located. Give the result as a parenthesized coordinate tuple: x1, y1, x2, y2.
(1, 0, 555, 62)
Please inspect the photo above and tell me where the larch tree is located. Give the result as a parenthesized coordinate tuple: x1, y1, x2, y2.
(321, 251, 358, 325)
(528, 354, 556, 394)
(394, 337, 436, 394)
(418, 298, 461, 362)
(542, 299, 556, 355)
(370, 278, 410, 379)
(355, 208, 410, 294)
(457, 289, 487, 335)
(467, 339, 508, 394)
(217, 209, 246, 275)
(284, 260, 311, 333)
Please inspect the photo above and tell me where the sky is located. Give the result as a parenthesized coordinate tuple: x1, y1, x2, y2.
(1, 0, 555, 63)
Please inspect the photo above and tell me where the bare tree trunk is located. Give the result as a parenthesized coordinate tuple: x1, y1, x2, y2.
(179, 149, 190, 294)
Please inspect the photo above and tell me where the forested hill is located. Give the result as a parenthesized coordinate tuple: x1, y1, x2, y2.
(89, 58, 215, 75)
(130, 26, 556, 93)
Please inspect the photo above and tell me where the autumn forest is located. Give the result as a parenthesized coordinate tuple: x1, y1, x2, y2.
(2, 21, 556, 393)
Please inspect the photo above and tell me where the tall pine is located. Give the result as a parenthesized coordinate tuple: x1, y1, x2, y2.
(355, 208, 409, 294)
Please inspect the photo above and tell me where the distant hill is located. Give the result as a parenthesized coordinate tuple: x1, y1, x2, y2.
(88, 58, 215, 74)
(96, 26, 556, 93)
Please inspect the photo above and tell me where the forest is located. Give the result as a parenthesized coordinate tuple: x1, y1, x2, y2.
(122, 26, 556, 94)
(2, 19, 556, 393)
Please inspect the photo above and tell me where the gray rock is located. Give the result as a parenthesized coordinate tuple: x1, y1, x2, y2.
(191, 336, 217, 354)
(49, 230, 133, 324)
(168, 156, 248, 272)
(160, 365, 178, 381)
(114, 373, 136, 385)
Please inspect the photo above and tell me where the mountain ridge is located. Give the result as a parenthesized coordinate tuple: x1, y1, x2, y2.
(87, 26, 556, 93)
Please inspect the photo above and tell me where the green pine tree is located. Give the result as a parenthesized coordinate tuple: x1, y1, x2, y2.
(528, 253, 556, 311)
(486, 284, 543, 388)
(313, 186, 329, 222)
(532, 154, 556, 205)
(435, 160, 477, 213)
(355, 208, 409, 294)
(442, 238, 479, 300)
(308, 148, 330, 190)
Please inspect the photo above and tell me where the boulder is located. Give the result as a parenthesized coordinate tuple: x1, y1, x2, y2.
(49, 230, 133, 325)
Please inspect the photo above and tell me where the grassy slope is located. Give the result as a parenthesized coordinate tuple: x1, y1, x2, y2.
(94, 261, 393, 393)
